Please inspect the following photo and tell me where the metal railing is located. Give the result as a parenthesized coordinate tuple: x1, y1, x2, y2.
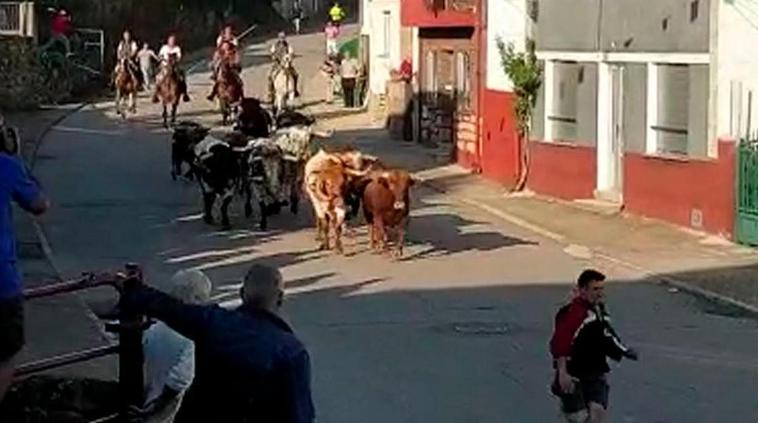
(14, 264, 146, 423)
(0, 1, 34, 37)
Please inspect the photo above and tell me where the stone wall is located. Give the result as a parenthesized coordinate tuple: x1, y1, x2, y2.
(0, 37, 47, 110)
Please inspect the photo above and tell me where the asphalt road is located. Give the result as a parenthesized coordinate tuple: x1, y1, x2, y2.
(29, 28, 758, 422)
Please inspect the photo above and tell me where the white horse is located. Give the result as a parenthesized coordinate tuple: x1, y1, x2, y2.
(272, 54, 297, 118)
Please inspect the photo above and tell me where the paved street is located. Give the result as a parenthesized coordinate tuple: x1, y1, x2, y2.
(23, 28, 758, 421)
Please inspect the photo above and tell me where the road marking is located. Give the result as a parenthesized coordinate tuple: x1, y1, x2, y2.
(51, 125, 125, 136)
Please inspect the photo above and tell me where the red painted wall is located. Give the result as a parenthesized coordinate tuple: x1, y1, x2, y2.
(480, 89, 520, 185)
(528, 141, 597, 200)
(401, 0, 478, 27)
(624, 139, 736, 239)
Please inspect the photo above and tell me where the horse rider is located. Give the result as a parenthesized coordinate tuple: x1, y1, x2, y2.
(115, 30, 140, 85)
(153, 34, 191, 103)
(267, 32, 300, 103)
(208, 26, 242, 101)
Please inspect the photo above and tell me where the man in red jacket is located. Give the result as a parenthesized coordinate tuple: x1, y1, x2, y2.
(550, 270, 638, 423)
(43, 9, 73, 55)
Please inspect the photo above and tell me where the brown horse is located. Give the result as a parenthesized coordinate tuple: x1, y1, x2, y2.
(114, 58, 138, 119)
(216, 60, 244, 125)
(153, 54, 186, 127)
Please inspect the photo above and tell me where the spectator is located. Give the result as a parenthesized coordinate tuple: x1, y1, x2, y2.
(340, 51, 360, 108)
(291, 1, 304, 35)
(324, 21, 340, 58)
(115, 263, 315, 422)
(42, 9, 73, 55)
(0, 122, 50, 403)
(320, 56, 339, 104)
(138, 43, 159, 91)
(329, 2, 346, 26)
(141, 269, 212, 423)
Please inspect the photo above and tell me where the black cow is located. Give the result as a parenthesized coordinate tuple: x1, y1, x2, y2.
(234, 97, 273, 139)
(275, 110, 315, 129)
(171, 121, 210, 181)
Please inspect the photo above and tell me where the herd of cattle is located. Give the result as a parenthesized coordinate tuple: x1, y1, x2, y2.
(169, 98, 416, 257)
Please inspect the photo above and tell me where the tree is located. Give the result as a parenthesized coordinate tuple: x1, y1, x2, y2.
(496, 37, 541, 192)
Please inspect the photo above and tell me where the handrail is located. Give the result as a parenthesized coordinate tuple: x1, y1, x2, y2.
(16, 264, 146, 422)
(15, 344, 119, 377)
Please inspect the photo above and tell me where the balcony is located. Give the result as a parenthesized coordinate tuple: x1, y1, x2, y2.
(402, 0, 478, 27)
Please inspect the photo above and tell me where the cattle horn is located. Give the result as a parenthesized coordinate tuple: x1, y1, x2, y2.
(344, 168, 370, 178)
(311, 127, 334, 138)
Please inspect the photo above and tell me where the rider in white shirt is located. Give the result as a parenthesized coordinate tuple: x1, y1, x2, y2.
(115, 30, 140, 82)
(153, 34, 190, 102)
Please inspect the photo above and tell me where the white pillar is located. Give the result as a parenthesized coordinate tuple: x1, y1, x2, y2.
(543, 60, 555, 141)
(596, 62, 612, 193)
(646, 63, 659, 154)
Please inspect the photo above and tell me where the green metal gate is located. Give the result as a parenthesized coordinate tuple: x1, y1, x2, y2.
(737, 138, 758, 245)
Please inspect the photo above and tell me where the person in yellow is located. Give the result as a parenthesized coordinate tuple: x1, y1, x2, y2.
(329, 2, 346, 26)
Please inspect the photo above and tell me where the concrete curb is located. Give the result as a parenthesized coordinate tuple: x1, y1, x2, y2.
(29, 103, 87, 170)
(416, 174, 758, 318)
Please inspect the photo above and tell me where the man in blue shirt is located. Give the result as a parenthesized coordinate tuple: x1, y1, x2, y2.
(0, 131, 49, 403)
(117, 263, 315, 422)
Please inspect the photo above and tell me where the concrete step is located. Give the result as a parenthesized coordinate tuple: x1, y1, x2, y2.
(571, 198, 623, 216)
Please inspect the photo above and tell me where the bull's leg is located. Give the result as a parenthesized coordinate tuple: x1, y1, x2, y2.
(289, 188, 299, 215)
(375, 217, 388, 254)
(317, 216, 330, 250)
(203, 192, 216, 224)
(333, 206, 346, 255)
(220, 190, 234, 230)
(170, 103, 178, 127)
(243, 183, 253, 218)
(394, 226, 406, 258)
(259, 201, 269, 231)
(170, 144, 180, 181)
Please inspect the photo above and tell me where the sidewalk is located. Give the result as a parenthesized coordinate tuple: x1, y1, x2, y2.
(7, 106, 116, 380)
(322, 111, 758, 312)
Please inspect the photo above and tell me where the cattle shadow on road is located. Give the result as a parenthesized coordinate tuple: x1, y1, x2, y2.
(399, 205, 538, 262)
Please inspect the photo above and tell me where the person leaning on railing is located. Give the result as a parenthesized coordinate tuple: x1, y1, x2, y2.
(111, 263, 315, 423)
(0, 115, 50, 404)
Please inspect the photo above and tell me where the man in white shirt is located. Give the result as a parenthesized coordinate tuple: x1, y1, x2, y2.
(154, 34, 190, 102)
(141, 269, 212, 423)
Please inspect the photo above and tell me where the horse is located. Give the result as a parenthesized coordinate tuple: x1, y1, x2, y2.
(113, 58, 138, 119)
(154, 54, 185, 128)
(216, 59, 244, 125)
(272, 54, 297, 118)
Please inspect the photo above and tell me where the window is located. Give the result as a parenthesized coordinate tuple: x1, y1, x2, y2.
(380, 11, 391, 58)
(654, 64, 690, 155)
(455, 51, 472, 110)
(548, 61, 583, 141)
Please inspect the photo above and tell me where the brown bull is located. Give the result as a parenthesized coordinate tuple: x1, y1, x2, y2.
(362, 169, 415, 257)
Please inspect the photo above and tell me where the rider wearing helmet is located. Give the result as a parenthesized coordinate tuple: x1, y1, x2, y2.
(267, 32, 300, 102)
(115, 30, 140, 85)
(153, 34, 191, 103)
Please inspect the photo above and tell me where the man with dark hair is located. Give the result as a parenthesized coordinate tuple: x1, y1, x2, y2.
(115, 263, 315, 423)
(549, 269, 638, 423)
